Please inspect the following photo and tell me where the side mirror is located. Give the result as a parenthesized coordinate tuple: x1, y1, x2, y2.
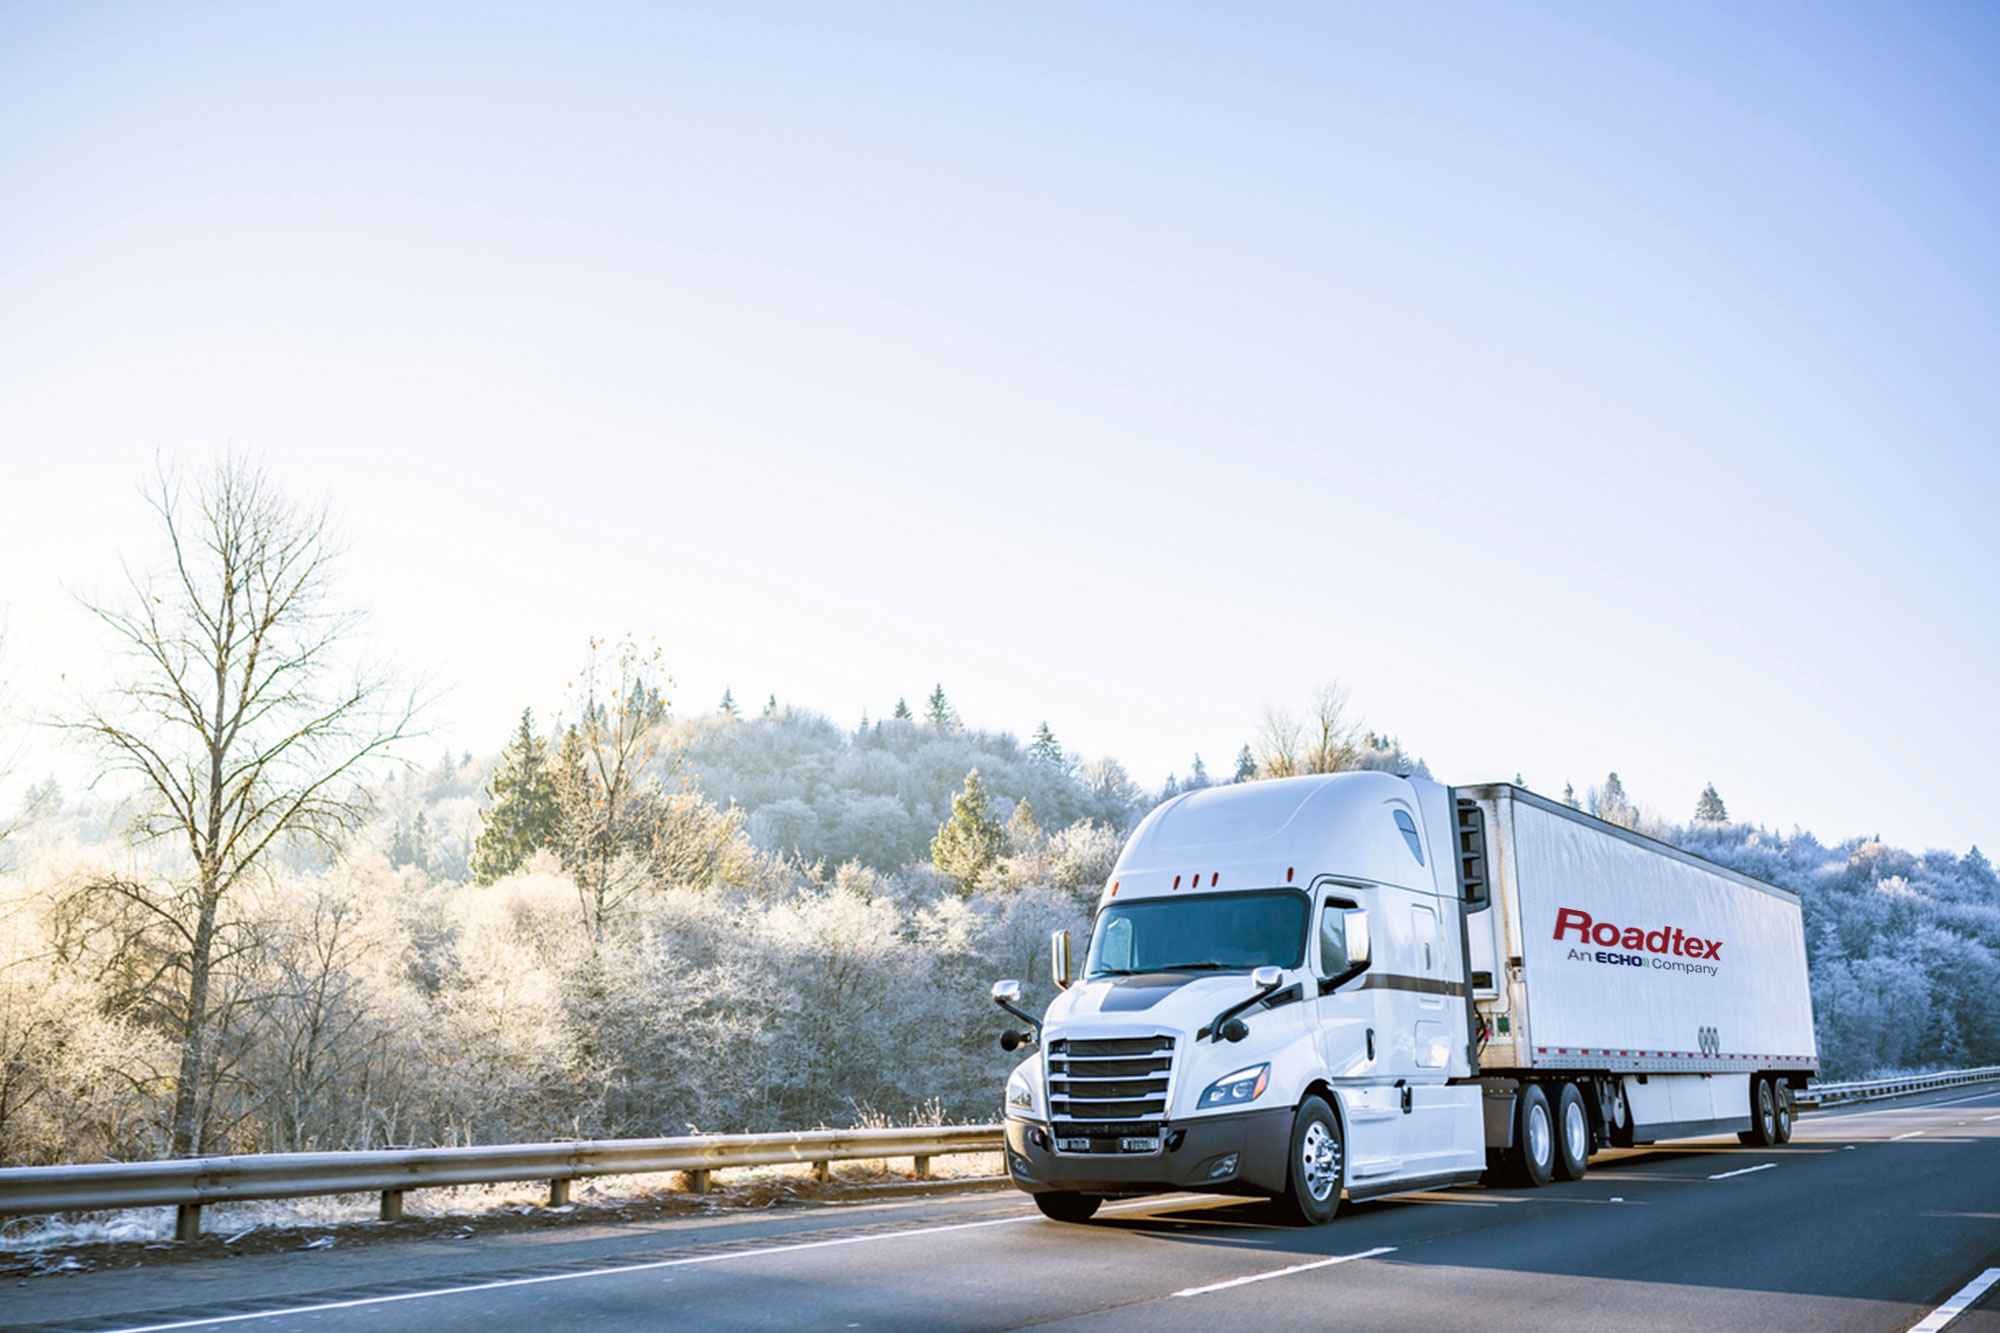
(1252, 966, 1283, 991)
(1344, 909, 1372, 970)
(991, 978, 1040, 1048)
(1051, 929, 1072, 990)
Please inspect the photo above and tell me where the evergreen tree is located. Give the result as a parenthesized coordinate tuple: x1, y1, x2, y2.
(1233, 745, 1256, 783)
(1561, 782, 1579, 810)
(469, 709, 562, 884)
(931, 768, 1005, 893)
(892, 697, 913, 721)
(764, 693, 779, 718)
(925, 684, 958, 730)
(1694, 783, 1729, 823)
(1187, 754, 1211, 790)
(1965, 846, 1995, 894)
(719, 688, 737, 717)
(1593, 772, 1635, 827)
(1029, 721, 1063, 766)
(1007, 795, 1042, 852)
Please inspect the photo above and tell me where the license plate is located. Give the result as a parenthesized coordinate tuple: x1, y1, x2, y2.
(1120, 1137, 1161, 1153)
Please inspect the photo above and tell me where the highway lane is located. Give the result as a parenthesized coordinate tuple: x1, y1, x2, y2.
(10, 1086, 2000, 1333)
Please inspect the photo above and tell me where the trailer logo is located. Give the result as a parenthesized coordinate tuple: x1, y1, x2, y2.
(1554, 907, 1722, 977)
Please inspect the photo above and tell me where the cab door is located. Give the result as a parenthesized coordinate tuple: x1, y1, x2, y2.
(1309, 883, 1406, 1183)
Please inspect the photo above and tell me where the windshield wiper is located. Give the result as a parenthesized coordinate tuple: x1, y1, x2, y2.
(1148, 962, 1236, 972)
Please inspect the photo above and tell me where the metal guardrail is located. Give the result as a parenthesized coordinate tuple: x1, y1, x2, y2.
(0, 1123, 1005, 1242)
(1796, 1065, 2000, 1108)
(9, 1065, 2000, 1244)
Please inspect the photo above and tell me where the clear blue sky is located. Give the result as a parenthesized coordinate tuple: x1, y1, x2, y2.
(2, 2, 1995, 854)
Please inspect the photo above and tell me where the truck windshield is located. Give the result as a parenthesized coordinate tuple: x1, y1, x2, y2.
(1085, 890, 1309, 977)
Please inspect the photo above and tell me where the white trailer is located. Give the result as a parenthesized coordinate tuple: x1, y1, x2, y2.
(990, 774, 1818, 1224)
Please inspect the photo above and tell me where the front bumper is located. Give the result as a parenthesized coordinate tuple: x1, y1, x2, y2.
(1004, 1105, 1294, 1197)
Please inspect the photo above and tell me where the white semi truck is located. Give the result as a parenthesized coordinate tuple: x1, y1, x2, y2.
(990, 774, 1818, 1223)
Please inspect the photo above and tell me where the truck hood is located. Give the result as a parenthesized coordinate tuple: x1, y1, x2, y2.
(1046, 972, 1263, 1034)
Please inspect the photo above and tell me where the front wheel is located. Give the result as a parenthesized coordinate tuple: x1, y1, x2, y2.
(1033, 1191, 1100, 1223)
(1273, 1096, 1343, 1226)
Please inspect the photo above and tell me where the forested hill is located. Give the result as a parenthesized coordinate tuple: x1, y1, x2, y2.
(0, 693, 1992, 1169)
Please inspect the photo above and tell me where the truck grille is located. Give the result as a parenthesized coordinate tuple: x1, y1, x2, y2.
(1048, 1035, 1175, 1133)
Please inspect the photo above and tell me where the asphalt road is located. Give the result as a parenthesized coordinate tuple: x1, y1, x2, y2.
(9, 1085, 2000, 1333)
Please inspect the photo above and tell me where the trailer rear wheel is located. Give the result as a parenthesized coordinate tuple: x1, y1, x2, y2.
(1739, 1076, 1778, 1147)
(1772, 1081, 1794, 1144)
(1273, 1096, 1343, 1226)
(1033, 1191, 1101, 1223)
(1512, 1084, 1555, 1187)
(1552, 1083, 1589, 1181)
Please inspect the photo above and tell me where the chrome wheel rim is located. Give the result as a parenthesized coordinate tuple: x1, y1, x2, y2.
(1300, 1119, 1340, 1202)
(1563, 1099, 1587, 1159)
(1528, 1102, 1552, 1169)
(1758, 1080, 1775, 1137)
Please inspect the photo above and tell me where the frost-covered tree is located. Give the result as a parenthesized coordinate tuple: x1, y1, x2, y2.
(1694, 783, 1729, 823)
(469, 709, 560, 884)
(892, 698, 912, 721)
(762, 693, 778, 718)
(719, 689, 737, 718)
(931, 769, 1005, 893)
(1008, 795, 1042, 849)
(64, 457, 418, 1156)
(1591, 772, 1635, 828)
(925, 685, 958, 730)
(1561, 782, 1579, 810)
(1186, 754, 1212, 790)
(1029, 721, 1063, 767)
(1233, 745, 1256, 783)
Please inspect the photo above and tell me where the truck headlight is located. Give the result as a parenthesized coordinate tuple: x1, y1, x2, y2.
(1005, 1066, 1042, 1118)
(1197, 1064, 1270, 1109)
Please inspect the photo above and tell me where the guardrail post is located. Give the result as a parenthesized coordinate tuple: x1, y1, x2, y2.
(175, 1203, 201, 1243)
(548, 1178, 571, 1207)
(380, 1189, 404, 1222)
(913, 1155, 931, 1181)
(812, 1160, 829, 1183)
(687, 1168, 709, 1195)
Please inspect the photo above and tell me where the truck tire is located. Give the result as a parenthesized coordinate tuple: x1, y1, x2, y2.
(1033, 1191, 1101, 1223)
(1273, 1096, 1343, 1225)
(1512, 1084, 1555, 1187)
(1552, 1082, 1589, 1181)
(1739, 1076, 1778, 1146)
(1772, 1081, 1794, 1144)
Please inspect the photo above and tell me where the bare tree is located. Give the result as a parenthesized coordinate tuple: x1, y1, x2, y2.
(1254, 683, 1362, 779)
(66, 457, 418, 1156)
(554, 638, 680, 947)
(1255, 705, 1303, 779)
(1301, 683, 1360, 774)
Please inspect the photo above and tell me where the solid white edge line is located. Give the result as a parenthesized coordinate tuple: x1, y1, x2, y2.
(1892, 1131, 1926, 1140)
(1706, 1162, 1777, 1180)
(88, 1195, 1199, 1333)
(1909, 1267, 2000, 1333)
(1172, 1246, 1398, 1297)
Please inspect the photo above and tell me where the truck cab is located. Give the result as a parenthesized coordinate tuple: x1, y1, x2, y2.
(995, 771, 1489, 1223)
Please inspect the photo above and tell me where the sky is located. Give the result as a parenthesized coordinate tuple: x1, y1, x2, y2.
(1, 2, 1996, 855)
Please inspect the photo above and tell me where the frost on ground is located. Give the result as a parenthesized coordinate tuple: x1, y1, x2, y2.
(0, 1152, 1006, 1268)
